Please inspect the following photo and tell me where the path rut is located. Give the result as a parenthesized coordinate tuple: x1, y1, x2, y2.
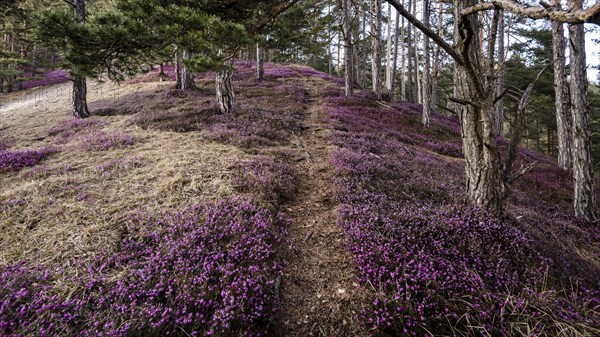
(272, 76, 362, 336)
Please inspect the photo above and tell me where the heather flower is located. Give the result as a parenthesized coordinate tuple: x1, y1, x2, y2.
(0, 147, 55, 173)
(79, 131, 135, 151)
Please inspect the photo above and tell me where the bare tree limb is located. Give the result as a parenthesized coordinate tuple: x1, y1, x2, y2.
(384, 0, 464, 65)
(462, 0, 600, 25)
(252, 0, 300, 34)
(504, 63, 552, 183)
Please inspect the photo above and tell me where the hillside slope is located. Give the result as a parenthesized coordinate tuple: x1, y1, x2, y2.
(0, 62, 598, 336)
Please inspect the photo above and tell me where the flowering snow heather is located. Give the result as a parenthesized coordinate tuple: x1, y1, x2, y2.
(0, 198, 286, 337)
(232, 156, 297, 205)
(79, 131, 135, 151)
(326, 94, 600, 335)
(0, 147, 54, 173)
(18, 69, 69, 90)
(47, 118, 108, 144)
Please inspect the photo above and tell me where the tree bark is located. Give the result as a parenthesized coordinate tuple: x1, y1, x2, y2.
(431, 1, 443, 112)
(72, 75, 90, 118)
(413, 0, 421, 104)
(552, 0, 572, 170)
(461, 0, 600, 25)
(569, 0, 596, 221)
(391, 9, 400, 102)
(385, 3, 394, 96)
(180, 49, 195, 90)
(371, 0, 383, 100)
(216, 57, 235, 114)
(257, 41, 264, 80)
(175, 48, 182, 88)
(495, 10, 505, 135)
(343, 0, 354, 96)
(400, 3, 406, 101)
(72, 0, 89, 119)
(422, 0, 431, 126)
(455, 0, 506, 216)
(406, 0, 413, 102)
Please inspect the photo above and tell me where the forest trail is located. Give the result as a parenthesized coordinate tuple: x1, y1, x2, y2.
(273, 75, 362, 336)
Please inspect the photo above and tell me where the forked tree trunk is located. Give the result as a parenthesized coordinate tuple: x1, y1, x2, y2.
(216, 57, 235, 114)
(371, 0, 382, 100)
(180, 49, 195, 90)
(343, 0, 354, 96)
(569, 0, 596, 221)
(552, 0, 572, 170)
(455, 0, 506, 216)
(421, 0, 431, 126)
(72, 0, 89, 119)
(72, 76, 90, 118)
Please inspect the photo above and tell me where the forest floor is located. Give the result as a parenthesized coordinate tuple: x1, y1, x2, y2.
(1, 62, 599, 336)
(272, 74, 362, 336)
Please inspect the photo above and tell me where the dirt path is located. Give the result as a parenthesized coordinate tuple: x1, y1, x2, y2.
(273, 77, 363, 336)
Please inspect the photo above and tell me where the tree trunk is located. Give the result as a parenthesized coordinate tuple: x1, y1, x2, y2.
(495, 10, 505, 135)
(400, 6, 406, 101)
(72, 76, 90, 118)
(216, 57, 235, 114)
(431, 1, 443, 112)
(175, 49, 182, 88)
(455, 0, 506, 216)
(406, 0, 413, 102)
(385, 3, 393, 96)
(180, 49, 195, 90)
(552, 0, 572, 170)
(371, 0, 382, 100)
(413, 0, 421, 104)
(257, 41, 264, 80)
(569, 0, 596, 220)
(343, 0, 354, 96)
(422, 0, 431, 126)
(390, 9, 400, 102)
(72, 0, 89, 119)
(158, 63, 167, 81)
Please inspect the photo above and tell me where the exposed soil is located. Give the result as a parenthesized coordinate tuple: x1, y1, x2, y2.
(272, 76, 364, 336)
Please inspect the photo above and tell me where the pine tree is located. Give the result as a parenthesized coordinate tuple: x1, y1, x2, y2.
(385, 0, 600, 216)
(568, 0, 596, 221)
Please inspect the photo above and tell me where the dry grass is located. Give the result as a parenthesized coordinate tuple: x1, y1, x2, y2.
(0, 79, 247, 271)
